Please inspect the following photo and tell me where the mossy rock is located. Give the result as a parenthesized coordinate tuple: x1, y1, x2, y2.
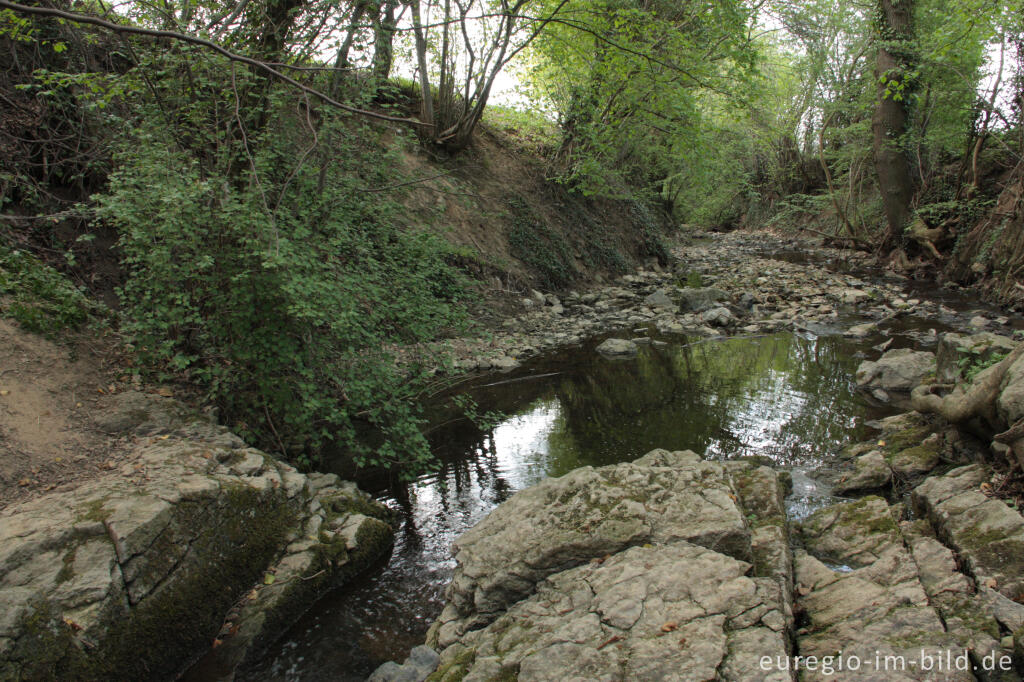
(3, 484, 297, 682)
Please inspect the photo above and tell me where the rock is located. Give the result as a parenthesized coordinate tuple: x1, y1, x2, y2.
(844, 322, 877, 338)
(970, 315, 990, 329)
(490, 355, 519, 371)
(368, 645, 441, 682)
(795, 499, 972, 682)
(1, 393, 394, 681)
(936, 332, 1017, 384)
(855, 348, 936, 393)
(798, 496, 900, 568)
(430, 544, 791, 682)
(837, 288, 872, 304)
(997, 351, 1024, 425)
(912, 464, 1024, 601)
(595, 338, 639, 357)
(833, 451, 892, 495)
(643, 289, 676, 309)
(673, 286, 729, 313)
(428, 450, 755, 646)
(530, 289, 546, 305)
(701, 306, 735, 327)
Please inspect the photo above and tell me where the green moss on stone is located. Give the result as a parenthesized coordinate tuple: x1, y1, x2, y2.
(427, 648, 478, 682)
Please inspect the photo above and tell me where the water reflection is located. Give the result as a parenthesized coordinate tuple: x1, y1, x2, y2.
(244, 332, 891, 681)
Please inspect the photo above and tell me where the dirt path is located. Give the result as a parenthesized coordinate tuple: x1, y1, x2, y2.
(0, 319, 133, 508)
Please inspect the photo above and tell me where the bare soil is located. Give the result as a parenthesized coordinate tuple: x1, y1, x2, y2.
(0, 318, 133, 509)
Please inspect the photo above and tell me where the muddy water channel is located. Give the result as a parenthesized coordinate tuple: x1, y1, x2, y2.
(245, 329, 899, 681)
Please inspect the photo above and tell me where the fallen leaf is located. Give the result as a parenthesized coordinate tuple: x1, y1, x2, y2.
(678, 637, 688, 647)
(877, 440, 886, 447)
(0, 389, 9, 396)
(61, 617, 83, 631)
(18, 478, 31, 487)
(985, 578, 998, 589)
(263, 573, 276, 585)
(661, 621, 678, 632)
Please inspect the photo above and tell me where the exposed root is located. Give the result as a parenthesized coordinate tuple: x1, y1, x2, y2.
(910, 342, 1024, 423)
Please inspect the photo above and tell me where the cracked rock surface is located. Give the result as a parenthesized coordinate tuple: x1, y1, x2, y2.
(425, 451, 793, 681)
(0, 391, 393, 681)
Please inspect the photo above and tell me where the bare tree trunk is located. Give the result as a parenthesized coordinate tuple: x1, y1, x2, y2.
(871, 0, 916, 253)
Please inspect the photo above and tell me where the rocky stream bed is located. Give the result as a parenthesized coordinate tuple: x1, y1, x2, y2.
(4, 231, 1024, 681)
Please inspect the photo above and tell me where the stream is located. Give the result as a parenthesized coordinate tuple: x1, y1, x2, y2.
(241, 243, 1022, 681)
(243, 327, 899, 680)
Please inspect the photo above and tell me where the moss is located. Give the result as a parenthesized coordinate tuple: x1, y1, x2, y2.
(323, 493, 393, 525)
(55, 546, 77, 585)
(9, 483, 300, 681)
(490, 664, 520, 682)
(427, 648, 478, 682)
(76, 497, 111, 524)
(936, 594, 1000, 641)
(836, 496, 898, 535)
(882, 425, 932, 454)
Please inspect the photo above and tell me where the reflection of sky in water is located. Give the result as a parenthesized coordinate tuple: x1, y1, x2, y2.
(245, 332, 893, 681)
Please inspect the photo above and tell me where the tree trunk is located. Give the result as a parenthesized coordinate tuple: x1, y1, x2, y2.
(370, 0, 398, 82)
(410, 0, 434, 133)
(871, 0, 916, 252)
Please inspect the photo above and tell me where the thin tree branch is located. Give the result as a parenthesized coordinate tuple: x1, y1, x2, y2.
(0, 0, 430, 127)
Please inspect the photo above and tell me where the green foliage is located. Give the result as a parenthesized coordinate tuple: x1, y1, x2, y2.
(0, 241, 96, 337)
(958, 347, 1008, 382)
(97, 89, 472, 472)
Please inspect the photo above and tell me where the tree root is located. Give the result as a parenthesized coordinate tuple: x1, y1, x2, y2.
(912, 342, 1024, 470)
(911, 342, 1024, 422)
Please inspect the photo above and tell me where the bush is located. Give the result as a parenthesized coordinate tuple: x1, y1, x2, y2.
(0, 241, 96, 337)
(98, 114, 471, 473)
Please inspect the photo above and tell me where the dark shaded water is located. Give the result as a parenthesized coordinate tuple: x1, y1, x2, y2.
(243, 330, 893, 681)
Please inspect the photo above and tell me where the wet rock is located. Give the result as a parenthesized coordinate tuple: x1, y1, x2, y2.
(833, 451, 892, 495)
(595, 338, 638, 357)
(855, 348, 936, 393)
(844, 322, 877, 339)
(368, 645, 440, 682)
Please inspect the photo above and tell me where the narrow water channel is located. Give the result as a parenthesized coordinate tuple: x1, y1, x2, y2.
(243, 329, 895, 681)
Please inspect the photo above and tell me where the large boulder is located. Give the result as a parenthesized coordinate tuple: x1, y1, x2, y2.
(428, 544, 791, 682)
(428, 450, 753, 646)
(855, 348, 936, 393)
(426, 451, 794, 682)
(0, 392, 394, 681)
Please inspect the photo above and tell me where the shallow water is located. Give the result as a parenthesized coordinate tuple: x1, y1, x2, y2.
(243, 330, 893, 681)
